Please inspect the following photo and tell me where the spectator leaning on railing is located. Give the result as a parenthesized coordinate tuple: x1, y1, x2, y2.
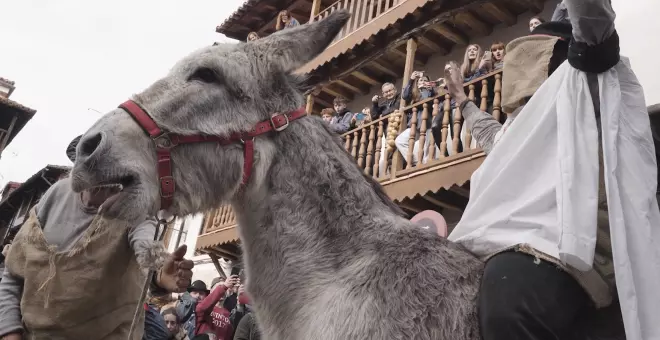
(328, 96, 352, 134)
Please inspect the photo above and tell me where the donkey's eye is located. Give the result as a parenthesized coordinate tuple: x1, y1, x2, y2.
(189, 67, 220, 83)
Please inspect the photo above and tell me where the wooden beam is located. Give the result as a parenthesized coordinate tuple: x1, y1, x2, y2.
(370, 59, 400, 78)
(482, 3, 516, 26)
(334, 79, 369, 95)
(0, 115, 17, 156)
(208, 253, 227, 279)
(416, 35, 448, 55)
(449, 185, 470, 199)
(455, 12, 491, 36)
(430, 23, 469, 45)
(309, 0, 322, 22)
(401, 38, 418, 107)
(351, 70, 382, 86)
(421, 195, 464, 213)
(323, 84, 354, 100)
(314, 95, 333, 109)
(398, 202, 422, 213)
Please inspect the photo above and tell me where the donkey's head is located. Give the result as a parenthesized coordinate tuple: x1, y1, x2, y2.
(70, 11, 350, 222)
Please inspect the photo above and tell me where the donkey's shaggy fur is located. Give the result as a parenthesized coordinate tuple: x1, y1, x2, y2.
(70, 10, 625, 340)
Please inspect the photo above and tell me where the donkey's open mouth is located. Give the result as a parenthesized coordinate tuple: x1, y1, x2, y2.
(78, 175, 137, 214)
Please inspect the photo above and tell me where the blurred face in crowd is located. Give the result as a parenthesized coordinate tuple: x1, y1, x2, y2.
(334, 102, 346, 113)
(163, 313, 179, 335)
(467, 45, 479, 61)
(281, 11, 290, 22)
(362, 107, 371, 116)
(382, 84, 396, 100)
(189, 290, 207, 302)
(247, 32, 259, 41)
(322, 113, 333, 122)
(529, 17, 542, 32)
(491, 46, 505, 61)
(418, 76, 431, 89)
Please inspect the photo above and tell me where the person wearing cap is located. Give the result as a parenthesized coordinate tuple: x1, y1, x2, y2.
(177, 280, 211, 338)
(445, 1, 660, 339)
(0, 135, 195, 340)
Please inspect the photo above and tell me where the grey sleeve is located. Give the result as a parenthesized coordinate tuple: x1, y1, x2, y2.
(34, 177, 67, 226)
(551, 2, 569, 22)
(0, 269, 24, 337)
(461, 101, 503, 154)
(564, 0, 615, 45)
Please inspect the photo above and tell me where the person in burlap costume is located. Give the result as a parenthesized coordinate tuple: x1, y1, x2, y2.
(446, 1, 660, 339)
(0, 135, 195, 340)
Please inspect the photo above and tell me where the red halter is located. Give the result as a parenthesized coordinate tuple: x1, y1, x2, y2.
(118, 100, 307, 210)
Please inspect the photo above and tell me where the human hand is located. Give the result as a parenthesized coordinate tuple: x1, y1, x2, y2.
(156, 245, 194, 293)
(351, 115, 357, 123)
(410, 71, 422, 80)
(1, 333, 22, 340)
(372, 95, 380, 103)
(444, 62, 467, 103)
(224, 275, 239, 289)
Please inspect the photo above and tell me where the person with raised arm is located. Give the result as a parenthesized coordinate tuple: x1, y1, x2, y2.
(444, 1, 660, 339)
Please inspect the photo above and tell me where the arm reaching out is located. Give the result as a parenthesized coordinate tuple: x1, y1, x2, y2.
(0, 269, 24, 339)
(444, 61, 503, 154)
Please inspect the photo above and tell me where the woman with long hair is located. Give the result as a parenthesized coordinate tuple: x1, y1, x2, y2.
(461, 44, 484, 81)
(490, 41, 506, 70)
(246, 32, 259, 42)
(275, 10, 300, 30)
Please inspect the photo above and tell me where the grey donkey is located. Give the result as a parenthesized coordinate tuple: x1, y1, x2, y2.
(69, 11, 625, 340)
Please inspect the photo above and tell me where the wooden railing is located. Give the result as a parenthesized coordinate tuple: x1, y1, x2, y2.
(313, 0, 405, 44)
(341, 69, 503, 178)
(201, 204, 236, 234)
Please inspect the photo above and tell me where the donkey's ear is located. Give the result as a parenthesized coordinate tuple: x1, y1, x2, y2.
(250, 10, 350, 73)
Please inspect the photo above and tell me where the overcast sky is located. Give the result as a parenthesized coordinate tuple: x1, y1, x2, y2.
(0, 0, 658, 186)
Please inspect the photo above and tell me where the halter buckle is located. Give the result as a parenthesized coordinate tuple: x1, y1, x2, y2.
(153, 133, 177, 149)
(270, 113, 289, 132)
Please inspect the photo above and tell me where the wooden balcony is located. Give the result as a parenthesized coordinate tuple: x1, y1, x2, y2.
(196, 204, 240, 260)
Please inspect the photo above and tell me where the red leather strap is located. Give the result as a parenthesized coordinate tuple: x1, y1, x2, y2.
(119, 101, 162, 137)
(119, 100, 307, 211)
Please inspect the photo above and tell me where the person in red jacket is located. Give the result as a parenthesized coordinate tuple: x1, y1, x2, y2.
(194, 275, 239, 339)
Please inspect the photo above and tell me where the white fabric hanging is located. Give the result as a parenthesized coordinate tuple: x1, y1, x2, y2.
(449, 57, 660, 340)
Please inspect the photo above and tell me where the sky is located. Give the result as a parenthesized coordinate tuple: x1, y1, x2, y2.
(0, 0, 658, 186)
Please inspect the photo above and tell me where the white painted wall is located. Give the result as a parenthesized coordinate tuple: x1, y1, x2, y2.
(167, 213, 233, 287)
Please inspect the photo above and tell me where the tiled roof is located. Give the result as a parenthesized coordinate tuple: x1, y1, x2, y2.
(216, 0, 261, 34)
(0, 96, 36, 116)
(0, 77, 15, 86)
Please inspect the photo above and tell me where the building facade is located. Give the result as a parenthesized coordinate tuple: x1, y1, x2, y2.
(0, 77, 36, 160)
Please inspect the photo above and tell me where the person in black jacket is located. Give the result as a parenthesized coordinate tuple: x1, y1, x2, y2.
(371, 82, 401, 177)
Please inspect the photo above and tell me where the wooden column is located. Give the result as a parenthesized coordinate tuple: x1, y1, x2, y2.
(310, 0, 322, 22)
(0, 115, 17, 158)
(306, 94, 315, 116)
(209, 253, 227, 279)
(390, 38, 417, 179)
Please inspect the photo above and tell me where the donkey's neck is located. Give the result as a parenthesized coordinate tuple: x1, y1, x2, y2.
(232, 117, 404, 285)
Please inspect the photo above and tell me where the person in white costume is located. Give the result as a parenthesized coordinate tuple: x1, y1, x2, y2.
(445, 1, 660, 339)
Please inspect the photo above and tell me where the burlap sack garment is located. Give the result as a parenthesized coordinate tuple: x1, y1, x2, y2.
(5, 208, 145, 340)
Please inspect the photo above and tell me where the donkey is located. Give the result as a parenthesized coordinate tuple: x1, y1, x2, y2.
(69, 11, 624, 340)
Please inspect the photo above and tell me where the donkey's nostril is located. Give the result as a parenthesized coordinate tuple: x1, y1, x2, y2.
(79, 133, 103, 158)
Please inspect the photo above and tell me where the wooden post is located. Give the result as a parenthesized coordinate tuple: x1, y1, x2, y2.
(310, 0, 322, 22)
(306, 94, 314, 116)
(208, 253, 227, 279)
(390, 38, 417, 179)
(0, 115, 17, 158)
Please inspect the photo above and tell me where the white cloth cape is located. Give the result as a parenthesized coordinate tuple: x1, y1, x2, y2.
(449, 58, 660, 340)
